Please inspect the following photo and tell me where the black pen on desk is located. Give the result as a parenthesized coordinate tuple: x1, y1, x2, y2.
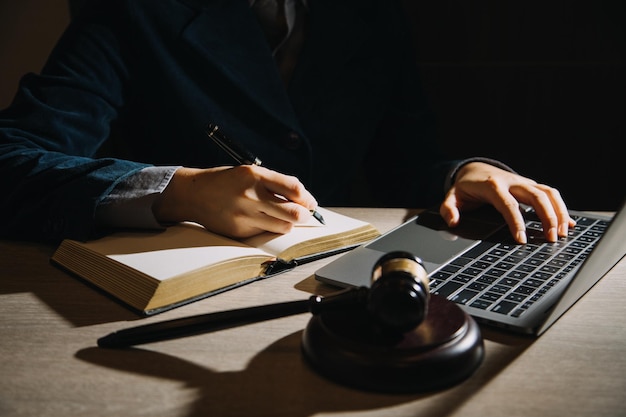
(205, 123, 325, 225)
(98, 299, 312, 348)
(97, 288, 367, 348)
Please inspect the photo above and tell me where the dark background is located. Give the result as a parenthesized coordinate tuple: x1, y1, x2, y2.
(2, 1, 624, 210)
(403, 1, 625, 210)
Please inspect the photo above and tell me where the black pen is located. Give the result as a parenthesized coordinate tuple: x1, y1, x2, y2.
(98, 298, 312, 348)
(205, 123, 325, 225)
(97, 288, 367, 348)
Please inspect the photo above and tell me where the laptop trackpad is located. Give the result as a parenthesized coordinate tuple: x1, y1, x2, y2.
(367, 210, 504, 269)
(315, 246, 388, 288)
(316, 209, 505, 289)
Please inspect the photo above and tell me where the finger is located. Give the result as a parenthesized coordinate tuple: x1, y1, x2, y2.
(509, 185, 560, 242)
(452, 175, 528, 244)
(261, 170, 318, 210)
(258, 192, 314, 225)
(440, 190, 461, 227)
(245, 208, 296, 235)
(441, 173, 527, 242)
(490, 195, 528, 244)
(202, 206, 295, 239)
(535, 184, 576, 237)
(254, 168, 319, 221)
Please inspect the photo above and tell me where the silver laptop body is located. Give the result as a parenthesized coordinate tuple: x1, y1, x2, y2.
(315, 201, 626, 336)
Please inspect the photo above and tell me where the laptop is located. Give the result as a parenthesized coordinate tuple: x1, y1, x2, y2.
(315, 200, 626, 336)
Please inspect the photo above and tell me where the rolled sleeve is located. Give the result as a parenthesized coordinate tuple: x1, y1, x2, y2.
(95, 166, 181, 230)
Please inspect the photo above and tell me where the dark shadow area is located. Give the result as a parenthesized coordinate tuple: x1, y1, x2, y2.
(0, 239, 141, 326)
(68, 0, 89, 18)
(402, 1, 625, 210)
(77, 324, 534, 417)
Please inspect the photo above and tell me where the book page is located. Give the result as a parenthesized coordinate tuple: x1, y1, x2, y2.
(108, 246, 270, 280)
(241, 207, 377, 259)
(77, 222, 272, 281)
(61, 208, 376, 283)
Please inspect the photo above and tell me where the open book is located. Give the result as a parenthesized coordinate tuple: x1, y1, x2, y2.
(51, 208, 380, 315)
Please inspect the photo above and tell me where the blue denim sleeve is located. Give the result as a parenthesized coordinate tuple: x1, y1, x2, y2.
(95, 166, 180, 230)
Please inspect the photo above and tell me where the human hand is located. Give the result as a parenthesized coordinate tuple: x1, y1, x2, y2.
(152, 165, 319, 238)
(439, 162, 576, 244)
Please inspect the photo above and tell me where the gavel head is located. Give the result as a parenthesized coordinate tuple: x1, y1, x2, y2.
(368, 251, 430, 333)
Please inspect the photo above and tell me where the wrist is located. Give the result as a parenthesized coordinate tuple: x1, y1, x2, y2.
(152, 167, 199, 224)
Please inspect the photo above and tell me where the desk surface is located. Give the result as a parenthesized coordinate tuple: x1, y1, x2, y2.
(1, 208, 625, 417)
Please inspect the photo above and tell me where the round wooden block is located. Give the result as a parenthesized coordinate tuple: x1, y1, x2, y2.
(301, 294, 484, 393)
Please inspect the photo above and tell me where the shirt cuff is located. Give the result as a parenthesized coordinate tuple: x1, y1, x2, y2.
(95, 166, 181, 230)
(444, 157, 516, 192)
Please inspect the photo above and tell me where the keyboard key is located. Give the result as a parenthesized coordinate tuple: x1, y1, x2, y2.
(440, 264, 462, 274)
(450, 257, 473, 267)
(505, 293, 526, 302)
(524, 258, 544, 268)
(481, 292, 502, 302)
(480, 254, 500, 263)
(531, 271, 554, 280)
(451, 289, 479, 305)
(577, 235, 597, 244)
(539, 265, 560, 274)
(488, 248, 509, 257)
(468, 282, 488, 292)
(430, 270, 452, 280)
(476, 275, 498, 284)
(492, 301, 518, 315)
(433, 281, 463, 298)
(495, 261, 515, 270)
(514, 285, 536, 295)
(452, 274, 473, 284)
(554, 252, 575, 261)
(575, 217, 596, 226)
(461, 267, 484, 276)
(470, 299, 493, 310)
(515, 264, 536, 273)
(491, 284, 511, 294)
(484, 268, 506, 278)
(471, 261, 492, 270)
(497, 243, 517, 252)
(547, 259, 567, 268)
(505, 270, 528, 280)
(523, 278, 544, 287)
(497, 277, 520, 287)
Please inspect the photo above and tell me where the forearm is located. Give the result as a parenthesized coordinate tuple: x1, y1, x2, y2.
(0, 147, 149, 242)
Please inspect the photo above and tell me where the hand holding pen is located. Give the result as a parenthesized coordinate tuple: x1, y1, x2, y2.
(152, 164, 322, 239)
(152, 124, 325, 238)
(206, 123, 325, 225)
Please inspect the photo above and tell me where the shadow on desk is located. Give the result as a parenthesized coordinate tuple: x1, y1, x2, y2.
(0, 239, 140, 326)
(77, 324, 534, 417)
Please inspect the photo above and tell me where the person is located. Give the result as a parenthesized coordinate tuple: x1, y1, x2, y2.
(0, 0, 574, 245)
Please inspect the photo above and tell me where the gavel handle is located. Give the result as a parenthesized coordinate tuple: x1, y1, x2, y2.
(98, 287, 368, 349)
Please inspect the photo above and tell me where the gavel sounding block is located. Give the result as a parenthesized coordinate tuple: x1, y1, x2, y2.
(302, 294, 484, 393)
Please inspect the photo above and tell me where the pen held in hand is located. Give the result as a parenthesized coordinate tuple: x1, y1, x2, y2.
(206, 123, 325, 225)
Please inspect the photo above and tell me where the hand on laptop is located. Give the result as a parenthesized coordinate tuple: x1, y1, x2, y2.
(439, 162, 576, 245)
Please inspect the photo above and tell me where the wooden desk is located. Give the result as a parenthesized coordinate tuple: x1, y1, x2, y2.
(1, 208, 624, 417)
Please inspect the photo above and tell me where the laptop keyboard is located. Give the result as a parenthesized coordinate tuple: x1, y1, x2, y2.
(428, 214, 609, 318)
